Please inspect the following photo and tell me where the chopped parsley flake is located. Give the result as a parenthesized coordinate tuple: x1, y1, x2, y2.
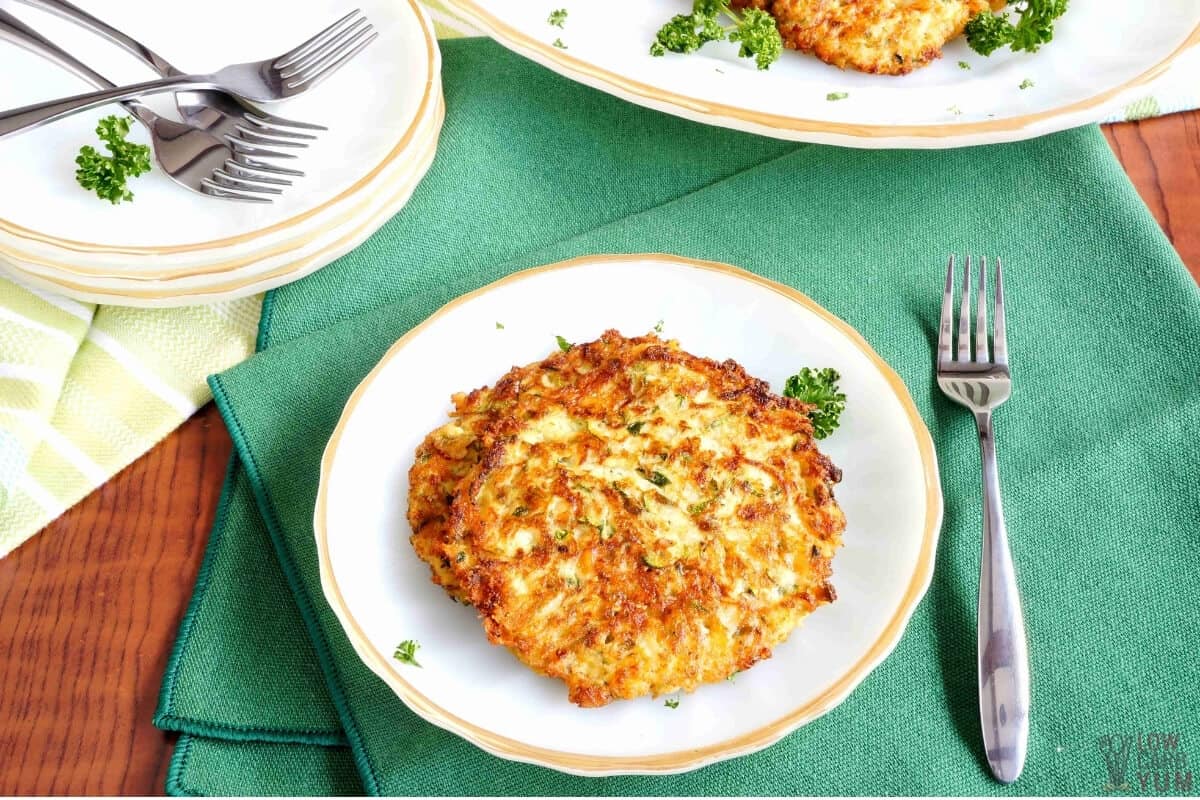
(393, 639, 422, 668)
(556, 334, 572, 351)
(555, 529, 570, 541)
(548, 8, 567, 27)
(826, 91, 848, 101)
(1019, 78, 1035, 90)
(654, 319, 665, 333)
(627, 420, 645, 435)
(553, 37, 567, 49)
(664, 698, 680, 709)
(947, 104, 963, 116)
(513, 506, 529, 517)
(958, 60, 971, 70)
(495, 321, 504, 329)
(649, 471, 670, 487)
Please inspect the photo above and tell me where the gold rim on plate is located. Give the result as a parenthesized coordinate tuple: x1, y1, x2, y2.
(441, 0, 1200, 142)
(0, 104, 446, 304)
(0, 0, 438, 271)
(0, 99, 444, 304)
(0, 94, 445, 300)
(314, 253, 944, 776)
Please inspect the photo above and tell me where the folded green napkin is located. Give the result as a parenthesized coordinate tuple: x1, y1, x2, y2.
(155, 38, 1200, 795)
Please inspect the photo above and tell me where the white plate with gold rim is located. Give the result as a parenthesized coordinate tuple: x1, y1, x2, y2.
(440, 0, 1200, 148)
(0, 0, 438, 276)
(315, 253, 941, 775)
(0, 92, 445, 306)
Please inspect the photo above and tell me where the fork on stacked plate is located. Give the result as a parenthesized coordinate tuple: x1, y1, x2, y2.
(0, 0, 377, 202)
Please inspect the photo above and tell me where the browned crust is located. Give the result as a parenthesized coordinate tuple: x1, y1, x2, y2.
(409, 331, 846, 706)
(733, 0, 990, 76)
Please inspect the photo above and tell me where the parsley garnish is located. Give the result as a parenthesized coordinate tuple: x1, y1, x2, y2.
(495, 321, 505, 329)
(958, 60, 971, 70)
(783, 368, 846, 440)
(513, 506, 529, 517)
(556, 335, 572, 351)
(826, 92, 848, 101)
(627, 421, 645, 435)
(965, 0, 1068, 56)
(1019, 78, 1035, 90)
(650, 0, 783, 71)
(552, 37, 567, 49)
(649, 471, 670, 487)
(555, 529, 570, 541)
(664, 698, 680, 709)
(548, 8, 567, 27)
(75, 115, 152, 204)
(393, 639, 422, 667)
(654, 319, 665, 333)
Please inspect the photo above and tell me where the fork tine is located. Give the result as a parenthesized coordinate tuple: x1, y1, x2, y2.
(275, 10, 362, 69)
(209, 170, 285, 195)
(243, 111, 327, 132)
(233, 124, 309, 148)
(975, 256, 989, 363)
(285, 26, 374, 86)
(222, 159, 293, 186)
(993, 257, 1008, 366)
(279, 17, 370, 79)
(957, 255, 972, 362)
(229, 139, 300, 160)
(242, 118, 320, 141)
(231, 155, 305, 178)
(286, 29, 378, 90)
(201, 179, 274, 204)
(939, 255, 955, 366)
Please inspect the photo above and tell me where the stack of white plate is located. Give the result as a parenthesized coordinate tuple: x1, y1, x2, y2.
(0, 0, 442, 307)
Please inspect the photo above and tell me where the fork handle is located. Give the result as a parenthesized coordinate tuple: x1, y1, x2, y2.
(0, 8, 159, 126)
(975, 411, 1030, 784)
(15, 0, 178, 76)
(0, 73, 214, 139)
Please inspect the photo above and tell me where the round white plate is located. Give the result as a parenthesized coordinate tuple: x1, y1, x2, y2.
(316, 254, 942, 775)
(0, 0, 437, 274)
(0, 91, 445, 306)
(440, 0, 1200, 148)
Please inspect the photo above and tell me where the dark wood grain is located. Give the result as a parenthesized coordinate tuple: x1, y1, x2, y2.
(0, 405, 230, 795)
(0, 114, 1196, 796)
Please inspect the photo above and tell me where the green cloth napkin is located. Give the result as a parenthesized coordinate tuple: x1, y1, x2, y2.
(155, 38, 1200, 795)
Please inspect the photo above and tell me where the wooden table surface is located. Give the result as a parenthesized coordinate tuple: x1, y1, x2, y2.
(1, 113, 1198, 795)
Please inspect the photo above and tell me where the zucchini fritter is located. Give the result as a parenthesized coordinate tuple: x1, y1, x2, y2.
(735, 0, 990, 75)
(408, 331, 845, 706)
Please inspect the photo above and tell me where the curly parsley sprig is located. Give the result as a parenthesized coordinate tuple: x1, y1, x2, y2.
(75, 115, 152, 204)
(650, 0, 783, 71)
(783, 367, 846, 440)
(966, 0, 1068, 56)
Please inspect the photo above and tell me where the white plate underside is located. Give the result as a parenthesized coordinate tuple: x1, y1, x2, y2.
(0, 0, 432, 256)
(321, 255, 940, 773)
(444, 0, 1200, 147)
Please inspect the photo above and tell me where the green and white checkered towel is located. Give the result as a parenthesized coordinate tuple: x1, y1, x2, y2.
(0, 3, 1195, 557)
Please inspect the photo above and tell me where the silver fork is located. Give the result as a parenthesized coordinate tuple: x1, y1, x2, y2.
(0, 9, 377, 138)
(0, 9, 296, 202)
(15, 0, 326, 148)
(937, 255, 1029, 784)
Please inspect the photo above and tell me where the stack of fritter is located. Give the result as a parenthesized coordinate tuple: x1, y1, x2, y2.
(407, 331, 845, 707)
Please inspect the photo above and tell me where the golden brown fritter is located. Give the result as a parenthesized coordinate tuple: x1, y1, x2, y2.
(409, 331, 845, 707)
(734, 0, 991, 75)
